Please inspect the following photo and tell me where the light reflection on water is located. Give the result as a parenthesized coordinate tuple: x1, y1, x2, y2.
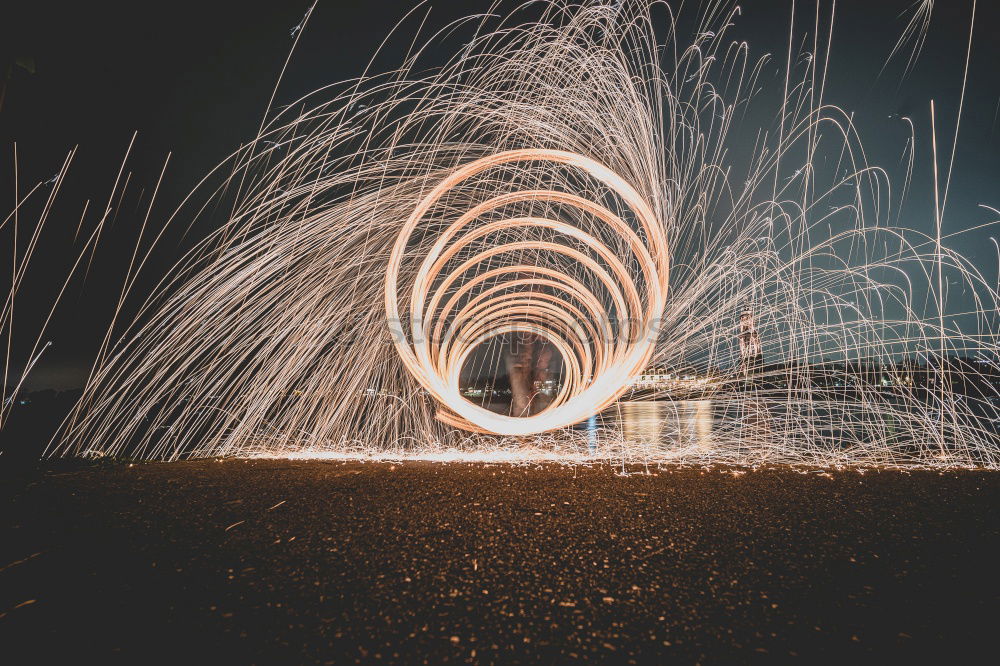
(579, 399, 787, 450)
(484, 398, 725, 447)
(618, 400, 715, 444)
(575, 399, 720, 447)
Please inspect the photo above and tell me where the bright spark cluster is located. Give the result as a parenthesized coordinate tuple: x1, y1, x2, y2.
(12, 0, 995, 467)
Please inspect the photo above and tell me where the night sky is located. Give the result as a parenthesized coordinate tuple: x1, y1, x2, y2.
(1, 0, 997, 390)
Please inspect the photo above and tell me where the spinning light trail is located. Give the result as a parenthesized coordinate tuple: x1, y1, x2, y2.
(387, 148, 668, 435)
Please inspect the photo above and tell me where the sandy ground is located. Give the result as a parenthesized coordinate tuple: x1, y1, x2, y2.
(2, 459, 999, 663)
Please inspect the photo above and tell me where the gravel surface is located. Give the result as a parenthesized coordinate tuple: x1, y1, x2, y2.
(2, 459, 999, 663)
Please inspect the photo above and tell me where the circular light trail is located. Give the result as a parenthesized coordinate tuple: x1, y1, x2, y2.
(385, 148, 669, 435)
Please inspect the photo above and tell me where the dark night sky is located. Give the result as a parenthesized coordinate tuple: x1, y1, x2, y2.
(1, 0, 998, 390)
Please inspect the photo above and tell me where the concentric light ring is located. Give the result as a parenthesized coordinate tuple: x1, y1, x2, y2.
(385, 148, 668, 435)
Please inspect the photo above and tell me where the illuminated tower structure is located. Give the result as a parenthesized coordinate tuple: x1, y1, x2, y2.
(738, 309, 763, 375)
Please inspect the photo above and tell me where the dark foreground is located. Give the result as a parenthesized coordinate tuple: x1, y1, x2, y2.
(2, 460, 999, 663)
